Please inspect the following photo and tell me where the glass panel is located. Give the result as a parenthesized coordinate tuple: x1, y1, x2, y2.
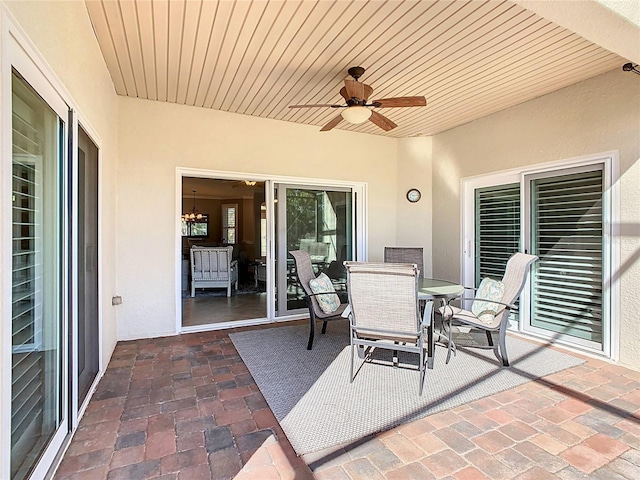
(77, 127, 100, 407)
(474, 183, 521, 285)
(277, 187, 352, 315)
(11, 71, 64, 479)
(530, 169, 603, 345)
(474, 183, 521, 321)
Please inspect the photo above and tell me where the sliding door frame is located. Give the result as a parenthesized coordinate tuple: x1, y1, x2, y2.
(176, 168, 367, 333)
(461, 151, 620, 361)
(69, 113, 104, 429)
(2, 24, 71, 480)
(274, 183, 355, 318)
(1, 10, 106, 479)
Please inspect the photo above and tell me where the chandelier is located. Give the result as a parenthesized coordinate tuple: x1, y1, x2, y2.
(182, 190, 203, 223)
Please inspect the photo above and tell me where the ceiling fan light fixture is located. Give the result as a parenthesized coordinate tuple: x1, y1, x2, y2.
(341, 105, 372, 124)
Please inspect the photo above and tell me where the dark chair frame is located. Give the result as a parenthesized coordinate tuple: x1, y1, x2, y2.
(289, 250, 348, 350)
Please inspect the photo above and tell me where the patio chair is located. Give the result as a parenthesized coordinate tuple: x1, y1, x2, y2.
(344, 261, 430, 395)
(290, 250, 348, 350)
(441, 252, 538, 366)
(384, 247, 424, 278)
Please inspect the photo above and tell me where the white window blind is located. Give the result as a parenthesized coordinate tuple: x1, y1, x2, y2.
(474, 184, 521, 286)
(222, 204, 237, 244)
(530, 169, 603, 345)
(11, 70, 64, 480)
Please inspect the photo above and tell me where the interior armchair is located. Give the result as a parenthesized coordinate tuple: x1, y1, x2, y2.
(441, 252, 538, 366)
(290, 250, 348, 350)
(190, 246, 239, 297)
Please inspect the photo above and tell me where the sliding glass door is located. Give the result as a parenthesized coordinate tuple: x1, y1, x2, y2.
(275, 184, 354, 317)
(524, 167, 605, 349)
(11, 70, 68, 480)
(465, 160, 609, 355)
(76, 127, 100, 409)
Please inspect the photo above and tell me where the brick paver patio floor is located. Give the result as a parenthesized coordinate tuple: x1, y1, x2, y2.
(54, 323, 640, 479)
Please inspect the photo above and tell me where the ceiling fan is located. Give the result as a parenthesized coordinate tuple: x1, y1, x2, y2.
(231, 179, 259, 188)
(289, 66, 426, 132)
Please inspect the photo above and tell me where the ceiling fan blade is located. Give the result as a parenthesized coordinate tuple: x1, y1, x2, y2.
(289, 104, 339, 108)
(369, 110, 397, 131)
(320, 115, 343, 132)
(372, 96, 427, 108)
(362, 84, 374, 101)
(344, 79, 364, 100)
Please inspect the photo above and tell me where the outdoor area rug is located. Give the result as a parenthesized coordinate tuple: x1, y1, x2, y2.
(229, 321, 584, 456)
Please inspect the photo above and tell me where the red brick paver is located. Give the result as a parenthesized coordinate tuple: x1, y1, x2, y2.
(54, 324, 640, 479)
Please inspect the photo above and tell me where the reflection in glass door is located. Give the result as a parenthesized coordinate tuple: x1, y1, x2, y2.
(275, 185, 353, 316)
(11, 71, 66, 480)
(77, 127, 99, 408)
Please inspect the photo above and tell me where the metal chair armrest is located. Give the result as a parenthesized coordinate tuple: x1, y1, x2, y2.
(306, 291, 339, 298)
(465, 297, 517, 310)
(456, 297, 516, 308)
(421, 300, 433, 328)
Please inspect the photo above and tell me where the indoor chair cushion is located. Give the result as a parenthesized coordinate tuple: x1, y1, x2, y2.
(309, 273, 341, 314)
(472, 277, 505, 324)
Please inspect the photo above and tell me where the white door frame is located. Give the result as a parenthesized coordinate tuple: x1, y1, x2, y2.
(461, 152, 620, 361)
(175, 168, 367, 334)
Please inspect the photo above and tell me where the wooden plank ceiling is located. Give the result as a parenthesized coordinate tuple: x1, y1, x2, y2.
(85, 0, 624, 137)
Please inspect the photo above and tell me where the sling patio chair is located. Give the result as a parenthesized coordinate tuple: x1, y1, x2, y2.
(344, 261, 430, 395)
(384, 247, 425, 278)
(290, 250, 348, 350)
(440, 252, 538, 366)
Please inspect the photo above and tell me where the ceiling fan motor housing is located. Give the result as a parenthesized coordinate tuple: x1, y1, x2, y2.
(348, 66, 366, 81)
(346, 97, 367, 107)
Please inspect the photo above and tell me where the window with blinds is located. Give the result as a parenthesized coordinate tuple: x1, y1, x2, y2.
(222, 204, 237, 244)
(11, 71, 63, 480)
(474, 184, 521, 286)
(530, 169, 604, 345)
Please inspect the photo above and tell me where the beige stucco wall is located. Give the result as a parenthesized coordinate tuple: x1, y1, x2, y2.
(432, 69, 640, 370)
(0, 0, 119, 476)
(116, 97, 399, 340)
(395, 137, 434, 278)
(1, 0, 119, 374)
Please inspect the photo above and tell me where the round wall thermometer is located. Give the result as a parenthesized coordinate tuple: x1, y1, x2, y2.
(406, 188, 421, 203)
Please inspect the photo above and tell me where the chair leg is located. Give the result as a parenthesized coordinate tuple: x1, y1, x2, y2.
(445, 317, 456, 364)
(350, 342, 355, 383)
(321, 321, 328, 334)
(307, 318, 315, 350)
(419, 346, 425, 396)
(486, 330, 494, 346)
(499, 329, 509, 366)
